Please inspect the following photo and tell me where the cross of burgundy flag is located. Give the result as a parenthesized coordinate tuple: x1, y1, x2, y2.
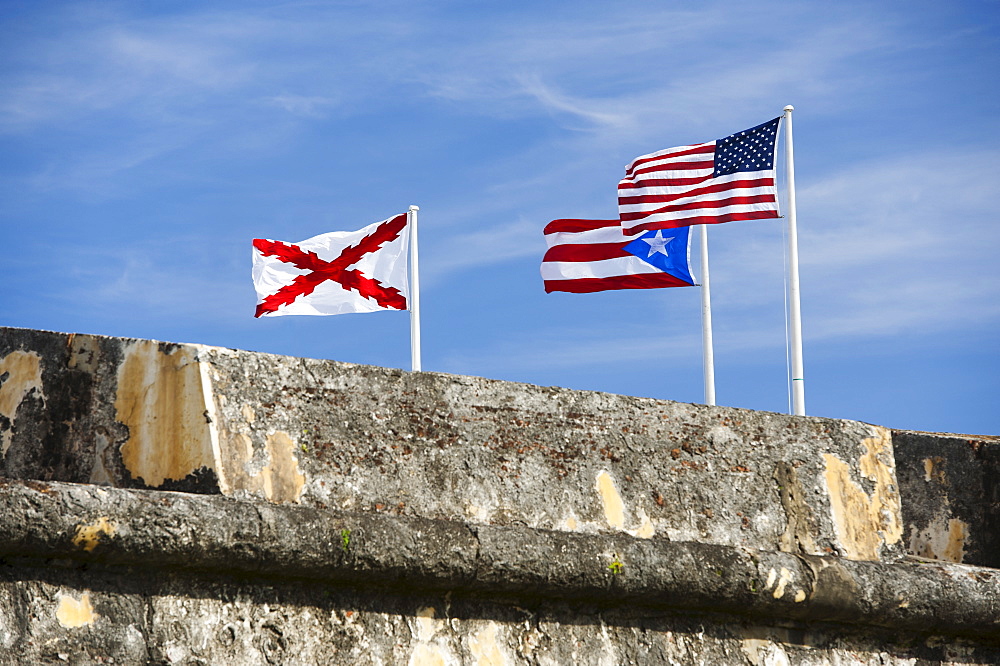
(252, 213, 410, 317)
(618, 117, 781, 234)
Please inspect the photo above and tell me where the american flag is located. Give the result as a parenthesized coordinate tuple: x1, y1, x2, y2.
(541, 219, 693, 294)
(618, 117, 781, 234)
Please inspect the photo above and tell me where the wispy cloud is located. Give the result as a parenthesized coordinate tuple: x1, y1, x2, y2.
(423, 215, 543, 283)
(440, 142, 1000, 378)
(50, 236, 249, 322)
(264, 94, 338, 118)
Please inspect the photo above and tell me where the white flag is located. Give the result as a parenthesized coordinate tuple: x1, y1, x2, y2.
(252, 213, 409, 317)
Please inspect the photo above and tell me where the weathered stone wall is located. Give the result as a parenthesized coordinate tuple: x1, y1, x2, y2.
(1, 327, 998, 665)
(1, 327, 907, 562)
(5, 557, 994, 666)
(893, 430, 1000, 568)
(2, 478, 998, 665)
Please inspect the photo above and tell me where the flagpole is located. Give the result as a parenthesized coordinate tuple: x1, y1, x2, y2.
(408, 205, 422, 372)
(699, 224, 716, 406)
(783, 106, 805, 415)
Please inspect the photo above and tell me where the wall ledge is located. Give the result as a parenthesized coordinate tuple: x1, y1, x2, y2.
(2, 478, 997, 643)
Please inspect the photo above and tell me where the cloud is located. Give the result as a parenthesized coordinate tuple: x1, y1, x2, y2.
(49, 236, 249, 324)
(442, 144, 1000, 378)
(423, 216, 543, 283)
(264, 94, 338, 118)
(513, 74, 633, 132)
(710, 147, 1000, 340)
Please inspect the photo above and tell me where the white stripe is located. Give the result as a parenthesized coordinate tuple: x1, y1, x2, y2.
(621, 202, 779, 228)
(544, 226, 639, 247)
(624, 141, 715, 174)
(620, 167, 715, 187)
(619, 183, 779, 215)
(631, 153, 714, 171)
(620, 168, 772, 192)
(541, 255, 661, 281)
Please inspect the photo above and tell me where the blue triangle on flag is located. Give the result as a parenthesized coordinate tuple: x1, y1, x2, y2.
(622, 227, 694, 285)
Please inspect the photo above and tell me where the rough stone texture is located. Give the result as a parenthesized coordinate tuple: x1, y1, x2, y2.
(893, 430, 1000, 568)
(1, 327, 906, 563)
(2, 326, 999, 665)
(1, 478, 998, 665)
(4, 563, 997, 666)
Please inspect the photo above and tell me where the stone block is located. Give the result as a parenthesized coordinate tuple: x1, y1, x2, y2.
(893, 429, 1000, 567)
(1, 326, 906, 561)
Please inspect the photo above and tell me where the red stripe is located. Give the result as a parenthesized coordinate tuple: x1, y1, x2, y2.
(618, 177, 776, 220)
(619, 193, 777, 221)
(624, 144, 714, 177)
(618, 174, 711, 190)
(544, 273, 693, 294)
(543, 218, 620, 235)
(622, 210, 780, 234)
(619, 176, 775, 205)
(542, 243, 630, 263)
(629, 159, 714, 179)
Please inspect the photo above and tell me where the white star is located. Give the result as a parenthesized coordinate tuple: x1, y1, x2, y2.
(642, 230, 674, 257)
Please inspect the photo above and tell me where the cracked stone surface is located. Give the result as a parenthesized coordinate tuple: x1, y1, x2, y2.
(1, 327, 914, 562)
(1, 326, 998, 665)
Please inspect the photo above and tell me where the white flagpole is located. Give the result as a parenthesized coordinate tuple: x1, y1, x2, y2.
(783, 106, 805, 415)
(699, 224, 716, 406)
(408, 205, 422, 372)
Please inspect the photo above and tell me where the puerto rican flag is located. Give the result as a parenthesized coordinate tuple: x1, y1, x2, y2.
(618, 117, 781, 234)
(252, 214, 409, 317)
(541, 219, 694, 294)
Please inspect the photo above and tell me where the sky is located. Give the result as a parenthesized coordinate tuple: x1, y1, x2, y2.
(2, 0, 998, 435)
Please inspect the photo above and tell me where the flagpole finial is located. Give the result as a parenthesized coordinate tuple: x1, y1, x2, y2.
(783, 105, 794, 113)
(409, 204, 419, 212)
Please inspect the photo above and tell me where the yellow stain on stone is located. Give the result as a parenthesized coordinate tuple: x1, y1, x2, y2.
(564, 515, 578, 531)
(822, 427, 903, 561)
(465, 504, 491, 522)
(772, 567, 793, 599)
(923, 457, 946, 484)
(409, 607, 458, 666)
(415, 606, 438, 642)
(72, 517, 116, 552)
(633, 508, 655, 539)
(740, 638, 771, 666)
(115, 341, 215, 487)
(793, 589, 806, 603)
(910, 516, 970, 563)
(67, 333, 100, 373)
(942, 518, 969, 562)
(595, 471, 625, 530)
(218, 431, 305, 503)
(765, 568, 776, 589)
(56, 592, 98, 628)
(259, 431, 306, 503)
(469, 622, 508, 666)
(0, 350, 44, 455)
(409, 644, 450, 666)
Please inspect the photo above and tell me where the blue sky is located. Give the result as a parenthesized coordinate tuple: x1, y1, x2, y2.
(2, 1, 998, 435)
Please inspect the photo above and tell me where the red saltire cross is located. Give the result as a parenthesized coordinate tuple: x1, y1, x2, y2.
(253, 213, 408, 318)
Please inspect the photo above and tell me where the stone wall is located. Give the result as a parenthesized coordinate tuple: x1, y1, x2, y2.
(893, 430, 1000, 568)
(1, 327, 997, 665)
